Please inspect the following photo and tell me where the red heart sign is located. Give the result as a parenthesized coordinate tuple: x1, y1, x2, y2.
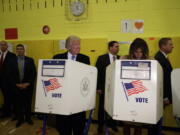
(134, 22, 144, 29)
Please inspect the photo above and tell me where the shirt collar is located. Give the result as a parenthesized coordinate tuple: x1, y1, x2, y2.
(160, 50, 168, 58)
(108, 52, 116, 58)
(17, 55, 25, 59)
(0, 50, 8, 55)
(68, 52, 77, 56)
(68, 52, 77, 59)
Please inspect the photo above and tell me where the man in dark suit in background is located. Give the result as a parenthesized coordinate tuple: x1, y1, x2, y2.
(150, 38, 174, 135)
(15, 44, 36, 127)
(0, 41, 18, 118)
(95, 41, 120, 133)
(155, 38, 174, 105)
(53, 35, 90, 135)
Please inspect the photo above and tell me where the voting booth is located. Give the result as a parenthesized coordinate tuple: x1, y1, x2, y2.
(171, 69, 180, 118)
(35, 59, 97, 115)
(105, 60, 163, 124)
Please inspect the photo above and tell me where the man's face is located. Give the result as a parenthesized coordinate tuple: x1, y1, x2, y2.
(109, 43, 119, 55)
(163, 40, 174, 54)
(16, 46, 25, 56)
(69, 40, 80, 55)
(0, 41, 8, 52)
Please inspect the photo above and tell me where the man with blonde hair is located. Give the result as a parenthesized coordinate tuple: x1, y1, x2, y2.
(53, 36, 90, 135)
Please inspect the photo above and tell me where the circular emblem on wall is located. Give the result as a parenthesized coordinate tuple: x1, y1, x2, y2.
(70, 1, 85, 16)
(42, 25, 50, 34)
(80, 77, 90, 97)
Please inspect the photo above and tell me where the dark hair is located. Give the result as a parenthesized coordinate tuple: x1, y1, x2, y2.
(129, 38, 149, 59)
(16, 44, 25, 49)
(108, 41, 119, 49)
(158, 38, 171, 48)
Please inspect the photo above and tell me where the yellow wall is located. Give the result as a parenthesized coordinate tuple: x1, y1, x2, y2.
(1, 0, 180, 40)
(1, 0, 180, 128)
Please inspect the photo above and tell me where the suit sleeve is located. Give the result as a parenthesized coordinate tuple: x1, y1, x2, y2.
(95, 56, 104, 90)
(79, 55, 90, 65)
(53, 54, 59, 59)
(29, 58, 37, 85)
(155, 55, 170, 100)
(85, 56, 90, 65)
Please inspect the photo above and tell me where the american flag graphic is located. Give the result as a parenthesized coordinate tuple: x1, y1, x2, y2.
(42, 78, 61, 92)
(123, 80, 147, 96)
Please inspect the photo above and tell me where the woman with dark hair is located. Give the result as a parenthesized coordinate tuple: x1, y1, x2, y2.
(122, 38, 149, 60)
(121, 38, 151, 135)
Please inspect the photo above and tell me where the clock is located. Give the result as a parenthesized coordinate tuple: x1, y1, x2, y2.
(70, 1, 85, 16)
(65, 0, 88, 21)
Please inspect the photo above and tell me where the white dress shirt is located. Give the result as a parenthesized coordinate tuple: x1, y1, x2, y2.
(109, 53, 117, 64)
(0, 50, 8, 61)
(160, 50, 168, 58)
(68, 52, 77, 61)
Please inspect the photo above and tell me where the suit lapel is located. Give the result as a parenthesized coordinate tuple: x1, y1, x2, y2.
(3, 51, 9, 65)
(24, 57, 28, 73)
(159, 51, 172, 70)
(76, 54, 81, 62)
(106, 53, 110, 65)
(117, 55, 120, 59)
(64, 52, 68, 59)
(106, 54, 120, 65)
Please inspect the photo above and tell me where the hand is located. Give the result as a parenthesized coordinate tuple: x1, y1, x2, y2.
(16, 83, 30, 90)
(16, 84, 23, 88)
(21, 83, 30, 89)
(97, 89, 103, 94)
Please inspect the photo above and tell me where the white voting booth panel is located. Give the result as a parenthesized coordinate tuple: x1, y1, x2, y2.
(35, 59, 97, 115)
(105, 60, 163, 124)
(171, 69, 180, 118)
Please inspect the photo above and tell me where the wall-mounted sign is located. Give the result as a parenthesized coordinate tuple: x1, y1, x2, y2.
(121, 20, 132, 33)
(121, 19, 144, 34)
(5, 28, 18, 40)
(133, 20, 144, 33)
